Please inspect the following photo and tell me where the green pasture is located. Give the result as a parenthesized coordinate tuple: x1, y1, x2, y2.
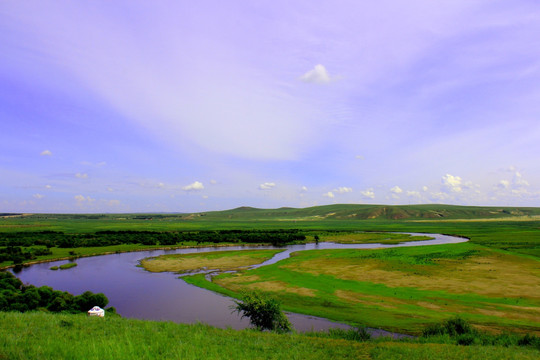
(1, 312, 538, 360)
(184, 242, 540, 335)
(2, 204, 539, 350)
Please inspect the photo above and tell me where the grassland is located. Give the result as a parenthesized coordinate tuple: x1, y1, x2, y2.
(1, 204, 540, 358)
(182, 242, 540, 335)
(140, 249, 283, 273)
(2, 204, 540, 233)
(319, 232, 433, 244)
(1, 312, 538, 360)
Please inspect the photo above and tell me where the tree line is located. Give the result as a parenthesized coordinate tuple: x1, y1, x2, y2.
(0, 230, 306, 264)
(0, 271, 108, 314)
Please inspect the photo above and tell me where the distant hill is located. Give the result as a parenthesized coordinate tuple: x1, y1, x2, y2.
(197, 204, 540, 221)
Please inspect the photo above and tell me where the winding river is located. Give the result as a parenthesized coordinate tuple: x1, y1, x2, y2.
(11, 233, 467, 335)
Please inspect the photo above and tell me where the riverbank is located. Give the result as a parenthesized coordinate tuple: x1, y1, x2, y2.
(0, 231, 437, 270)
(0, 242, 284, 271)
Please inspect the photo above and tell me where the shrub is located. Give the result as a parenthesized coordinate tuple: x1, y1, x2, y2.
(456, 333, 477, 346)
(422, 316, 474, 337)
(518, 334, 540, 350)
(233, 291, 291, 333)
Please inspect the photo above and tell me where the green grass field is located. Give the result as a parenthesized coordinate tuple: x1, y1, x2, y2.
(1, 312, 538, 360)
(1, 204, 540, 358)
(185, 242, 539, 335)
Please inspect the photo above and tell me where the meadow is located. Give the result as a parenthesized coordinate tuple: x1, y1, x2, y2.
(184, 242, 540, 335)
(1, 204, 539, 358)
(1, 312, 539, 360)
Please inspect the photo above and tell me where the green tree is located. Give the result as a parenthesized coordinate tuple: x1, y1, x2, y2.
(233, 291, 291, 333)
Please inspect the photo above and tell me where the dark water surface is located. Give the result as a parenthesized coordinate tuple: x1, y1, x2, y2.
(12, 233, 467, 334)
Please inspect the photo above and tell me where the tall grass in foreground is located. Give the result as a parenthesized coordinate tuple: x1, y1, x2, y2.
(1, 312, 539, 360)
(0, 312, 369, 360)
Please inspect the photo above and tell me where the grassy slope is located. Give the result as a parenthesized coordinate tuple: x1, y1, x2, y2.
(1, 312, 538, 360)
(0, 312, 370, 360)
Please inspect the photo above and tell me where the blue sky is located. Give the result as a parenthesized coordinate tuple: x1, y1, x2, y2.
(1, 1, 539, 213)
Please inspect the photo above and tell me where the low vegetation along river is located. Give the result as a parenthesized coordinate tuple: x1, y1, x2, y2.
(12, 233, 467, 334)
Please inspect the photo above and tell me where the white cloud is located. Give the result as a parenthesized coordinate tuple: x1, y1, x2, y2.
(75, 195, 94, 203)
(108, 199, 120, 206)
(300, 64, 334, 84)
(334, 187, 353, 194)
(442, 174, 462, 192)
(301, 186, 308, 192)
(40, 150, 52, 156)
(513, 172, 529, 187)
(390, 186, 403, 199)
(75, 173, 88, 179)
(182, 181, 204, 191)
(360, 188, 375, 199)
(33, 193, 44, 199)
(323, 191, 335, 198)
(157, 182, 165, 189)
(498, 180, 510, 189)
(45, 184, 52, 189)
(210, 179, 217, 185)
(407, 191, 421, 197)
(202, 195, 209, 199)
(355, 155, 364, 160)
(259, 182, 276, 190)
(430, 192, 450, 201)
(107, 187, 114, 192)
(422, 186, 428, 192)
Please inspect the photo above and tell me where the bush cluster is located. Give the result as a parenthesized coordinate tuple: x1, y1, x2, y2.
(422, 316, 540, 349)
(0, 271, 108, 313)
(0, 246, 52, 265)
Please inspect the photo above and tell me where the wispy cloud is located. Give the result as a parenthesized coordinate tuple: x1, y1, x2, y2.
(259, 182, 276, 190)
(334, 187, 353, 194)
(40, 150, 52, 156)
(74, 195, 95, 203)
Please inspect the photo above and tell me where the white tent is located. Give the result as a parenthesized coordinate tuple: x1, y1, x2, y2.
(87, 306, 105, 317)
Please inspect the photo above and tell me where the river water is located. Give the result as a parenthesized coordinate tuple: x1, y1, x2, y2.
(11, 233, 467, 335)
